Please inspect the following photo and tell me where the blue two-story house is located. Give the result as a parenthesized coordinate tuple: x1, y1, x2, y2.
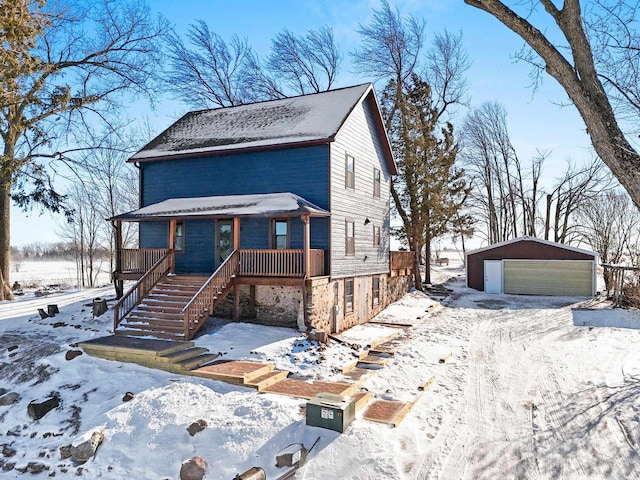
(110, 83, 413, 340)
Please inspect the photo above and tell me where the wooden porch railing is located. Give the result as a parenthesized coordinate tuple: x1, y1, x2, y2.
(120, 248, 169, 273)
(182, 250, 239, 339)
(238, 249, 325, 277)
(113, 250, 174, 332)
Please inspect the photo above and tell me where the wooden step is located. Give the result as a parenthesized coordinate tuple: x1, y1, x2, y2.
(155, 347, 209, 363)
(353, 391, 375, 413)
(154, 284, 202, 292)
(128, 310, 183, 321)
(158, 283, 205, 290)
(189, 361, 275, 384)
(79, 336, 194, 357)
(173, 353, 220, 371)
(358, 354, 390, 367)
(115, 328, 185, 341)
(163, 276, 209, 284)
(244, 370, 289, 391)
(138, 300, 186, 310)
(125, 316, 184, 328)
(120, 322, 185, 334)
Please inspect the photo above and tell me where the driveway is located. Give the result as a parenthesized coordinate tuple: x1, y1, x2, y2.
(415, 279, 640, 479)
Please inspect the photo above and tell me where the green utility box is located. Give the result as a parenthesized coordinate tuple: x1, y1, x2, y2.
(305, 392, 355, 433)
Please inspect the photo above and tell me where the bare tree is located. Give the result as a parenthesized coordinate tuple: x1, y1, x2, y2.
(0, 0, 166, 299)
(59, 182, 107, 288)
(351, 0, 425, 97)
(461, 102, 528, 243)
(267, 26, 341, 95)
(165, 22, 342, 109)
(544, 158, 614, 243)
(577, 190, 640, 290)
(463, 0, 640, 211)
(164, 21, 254, 108)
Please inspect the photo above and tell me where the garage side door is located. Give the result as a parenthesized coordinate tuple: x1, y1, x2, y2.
(503, 260, 593, 296)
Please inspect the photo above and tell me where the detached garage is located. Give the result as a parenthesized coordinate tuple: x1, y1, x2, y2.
(466, 237, 597, 296)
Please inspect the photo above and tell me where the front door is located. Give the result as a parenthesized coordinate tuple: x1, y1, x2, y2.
(484, 260, 503, 294)
(216, 220, 234, 267)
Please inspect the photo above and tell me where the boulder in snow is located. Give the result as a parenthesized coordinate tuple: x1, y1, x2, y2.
(187, 419, 208, 437)
(27, 395, 60, 420)
(71, 431, 104, 464)
(0, 392, 20, 406)
(65, 350, 83, 361)
(180, 456, 208, 480)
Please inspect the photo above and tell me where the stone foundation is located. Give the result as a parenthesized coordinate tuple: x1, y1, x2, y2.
(306, 273, 413, 334)
(214, 284, 303, 329)
(215, 273, 413, 333)
(387, 275, 414, 303)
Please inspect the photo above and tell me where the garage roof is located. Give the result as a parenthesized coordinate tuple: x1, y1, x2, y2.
(466, 237, 596, 258)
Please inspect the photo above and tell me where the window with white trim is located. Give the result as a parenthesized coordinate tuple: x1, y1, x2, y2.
(345, 278, 354, 314)
(345, 154, 355, 189)
(373, 167, 381, 198)
(345, 220, 355, 256)
(175, 221, 184, 252)
(372, 277, 380, 306)
(373, 225, 381, 247)
(272, 219, 289, 249)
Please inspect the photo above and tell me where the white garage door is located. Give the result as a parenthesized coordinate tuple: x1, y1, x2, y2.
(503, 260, 594, 296)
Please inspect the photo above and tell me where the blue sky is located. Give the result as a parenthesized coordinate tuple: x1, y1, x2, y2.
(11, 0, 594, 247)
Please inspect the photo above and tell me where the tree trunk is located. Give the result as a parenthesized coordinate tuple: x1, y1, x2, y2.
(0, 178, 14, 300)
(424, 235, 432, 285)
(413, 238, 423, 291)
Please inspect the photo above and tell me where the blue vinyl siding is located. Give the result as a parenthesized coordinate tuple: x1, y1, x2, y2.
(176, 220, 214, 273)
(239, 218, 268, 249)
(141, 145, 329, 210)
(139, 222, 167, 249)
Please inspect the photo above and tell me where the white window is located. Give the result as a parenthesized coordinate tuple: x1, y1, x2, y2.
(272, 219, 289, 249)
(345, 220, 355, 256)
(345, 154, 355, 189)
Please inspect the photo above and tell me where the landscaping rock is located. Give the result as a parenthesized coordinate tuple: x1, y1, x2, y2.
(186, 419, 208, 437)
(308, 329, 328, 344)
(65, 350, 83, 361)
(27, 395, 60, 420)
(0, 392, 20, 406)
(71, 431, 104, 464)
(59, 445, 73, 459)
(180, 456, 208, 480)
(1, 445, 16, 457)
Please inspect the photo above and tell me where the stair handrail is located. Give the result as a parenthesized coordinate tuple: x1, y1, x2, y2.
(182, 250, 239, 339)
(113, 249, 174, 332)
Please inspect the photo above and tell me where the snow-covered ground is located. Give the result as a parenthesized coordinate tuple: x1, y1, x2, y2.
(1, 260, 639, 479)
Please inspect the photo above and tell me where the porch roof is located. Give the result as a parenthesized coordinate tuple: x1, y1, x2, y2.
(110, 192, 330, 221)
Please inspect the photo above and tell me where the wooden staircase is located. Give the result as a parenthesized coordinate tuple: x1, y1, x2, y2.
(116, 275, 224, 340)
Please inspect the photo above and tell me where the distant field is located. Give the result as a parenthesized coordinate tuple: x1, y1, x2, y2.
(9, 259, 112, 288)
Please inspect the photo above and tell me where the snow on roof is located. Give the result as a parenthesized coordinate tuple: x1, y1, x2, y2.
(131, 84, 372, 161)
(111, 192, 330, 221)
(465, 236, 596, 258)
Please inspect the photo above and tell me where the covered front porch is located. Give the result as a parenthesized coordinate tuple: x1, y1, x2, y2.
(109, 193, 330, 340)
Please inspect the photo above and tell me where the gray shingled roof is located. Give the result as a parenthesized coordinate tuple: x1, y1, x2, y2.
(110, 192, 330, 221)
(131, 84, 373, 162)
